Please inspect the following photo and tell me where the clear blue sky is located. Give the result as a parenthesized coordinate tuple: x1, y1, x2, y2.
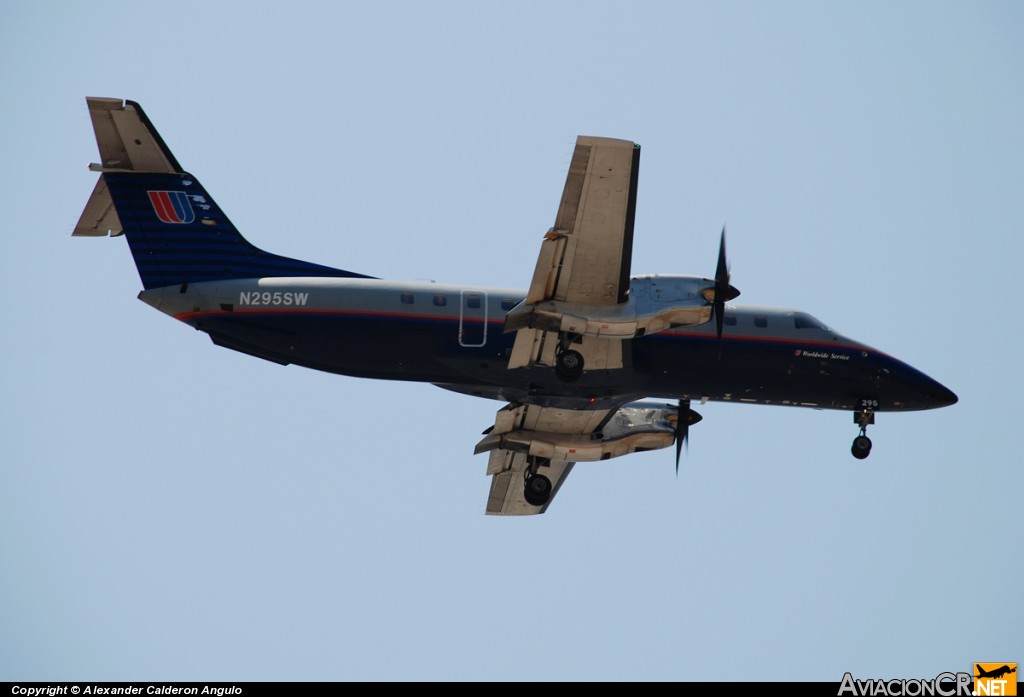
(2, 0, 1021, 681)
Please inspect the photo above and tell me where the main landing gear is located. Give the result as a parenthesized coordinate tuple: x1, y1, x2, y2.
(554, 332, 584, 383)
(851, 406, 876, 459)
(523, 456, 553, 506)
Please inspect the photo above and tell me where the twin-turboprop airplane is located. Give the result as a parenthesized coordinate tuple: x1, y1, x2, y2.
(73, 97, 957, 515)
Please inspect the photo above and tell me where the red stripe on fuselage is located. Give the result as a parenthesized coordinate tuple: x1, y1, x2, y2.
(173, 308, 470, 323)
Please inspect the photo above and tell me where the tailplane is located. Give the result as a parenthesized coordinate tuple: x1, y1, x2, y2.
(73, 98, 371, 289)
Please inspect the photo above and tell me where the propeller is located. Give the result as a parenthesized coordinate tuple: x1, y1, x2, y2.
(674, 399, 703, 476)
(712, 226, 741, 343)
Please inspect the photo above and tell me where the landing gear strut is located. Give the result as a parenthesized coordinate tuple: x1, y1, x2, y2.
(554, 333, 584, 382)
(523, 456, 553, 506)
(851, 407, 875, 459)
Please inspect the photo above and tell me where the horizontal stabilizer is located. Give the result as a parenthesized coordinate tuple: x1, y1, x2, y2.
(74, 177, 122, 237)
(84, 97, 181, 174)
(74, 97, 180, 237)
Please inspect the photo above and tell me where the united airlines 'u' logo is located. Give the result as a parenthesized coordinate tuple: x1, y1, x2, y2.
(148, 190, 195, 224)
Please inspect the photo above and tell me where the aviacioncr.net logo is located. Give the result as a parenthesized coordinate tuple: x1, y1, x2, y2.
(838, 672, 973, 696)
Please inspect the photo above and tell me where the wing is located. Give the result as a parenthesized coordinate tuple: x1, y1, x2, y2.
(529, 136, 640, 306)
(506, 136, 640, 370)
(476, 403, 615, 516)
(485, 455, 575, 516)
(477, 137, 649, 515)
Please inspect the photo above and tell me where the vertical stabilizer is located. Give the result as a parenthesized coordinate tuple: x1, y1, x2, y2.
(73, 98, 372, 289)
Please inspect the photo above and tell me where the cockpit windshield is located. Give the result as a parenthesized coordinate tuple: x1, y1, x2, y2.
(793, 312, 830, 331)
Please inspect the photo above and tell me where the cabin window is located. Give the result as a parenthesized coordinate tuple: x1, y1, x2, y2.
(754, 315, 768, 328)
(500, 299, 518, 311)
(724, 315, 737, 326)
(433, 294, 447, 307)
(400, 293, 414, 305)
(465, 294, 482, 309)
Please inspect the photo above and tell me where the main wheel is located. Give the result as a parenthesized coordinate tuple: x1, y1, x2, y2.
(524, 474, 553, 506)
(555, 349, 584, 382)
(851, 435, 872, 460)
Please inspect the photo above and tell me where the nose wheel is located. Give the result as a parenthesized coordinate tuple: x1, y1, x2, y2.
(851, 434, 872, 459)
(851, 407, 875, 459)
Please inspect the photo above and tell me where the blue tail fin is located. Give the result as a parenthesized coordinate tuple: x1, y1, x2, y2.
(73, 98, 372, 290)
(101, 170, 372, 289)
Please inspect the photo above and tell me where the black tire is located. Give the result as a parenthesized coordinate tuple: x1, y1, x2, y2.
(851, 435, 872, 460)
(524, 474, 553, 506)
(555, 349, 584, 382)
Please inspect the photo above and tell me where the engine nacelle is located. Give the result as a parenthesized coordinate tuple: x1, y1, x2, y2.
(475, 401, 677, 463)
(503, 275, 716, 339)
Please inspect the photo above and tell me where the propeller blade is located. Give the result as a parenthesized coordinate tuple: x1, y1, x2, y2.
(674, 400, 702, 476)
(711, 226, 740, 354)
(675, 400, 689, 475)
(714, 226, 729, 341)
(716, 227, 729, 289)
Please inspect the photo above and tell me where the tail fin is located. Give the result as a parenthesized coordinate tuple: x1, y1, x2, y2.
(73, 98, 372, 290)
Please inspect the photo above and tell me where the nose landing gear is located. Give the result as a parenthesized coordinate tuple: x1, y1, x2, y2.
(851, 407, 875, 459)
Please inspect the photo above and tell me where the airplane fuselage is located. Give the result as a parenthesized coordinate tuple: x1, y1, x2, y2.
(75, 98, 959, 512)
(139, 275, 956, 413)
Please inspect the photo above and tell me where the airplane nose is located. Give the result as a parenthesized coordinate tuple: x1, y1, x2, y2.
(885, 356, 958, 410)
(928, 382, 958, 407)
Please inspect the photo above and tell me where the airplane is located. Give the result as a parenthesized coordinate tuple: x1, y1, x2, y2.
(73, 97, 958, 515)
(976, 666, 1017, 680)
